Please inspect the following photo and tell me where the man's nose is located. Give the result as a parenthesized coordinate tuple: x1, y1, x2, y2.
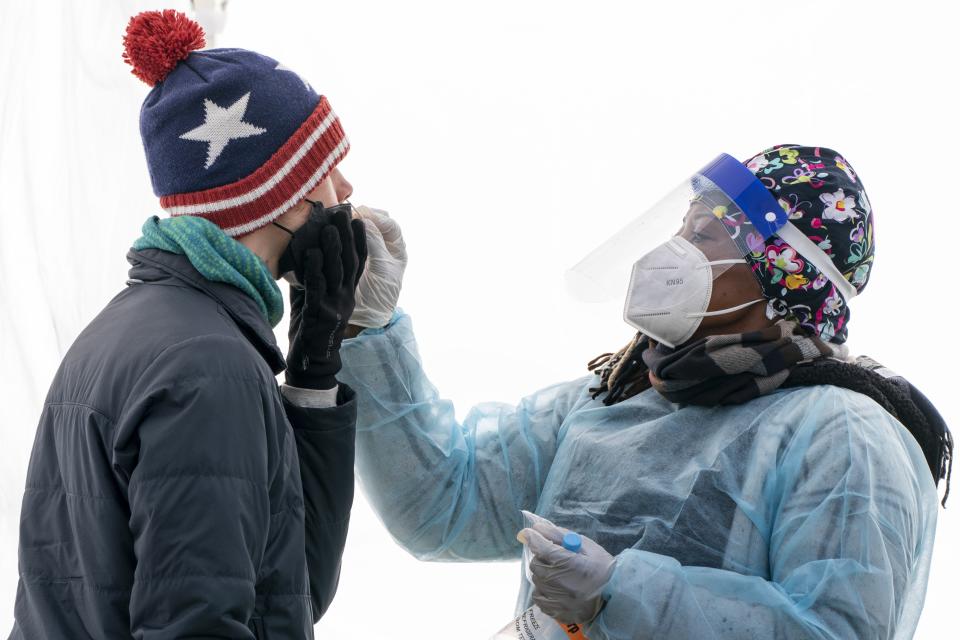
(335, 173, 353, 202)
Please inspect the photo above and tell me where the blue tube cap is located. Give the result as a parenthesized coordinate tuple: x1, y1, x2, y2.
(562, 532, 582, 553)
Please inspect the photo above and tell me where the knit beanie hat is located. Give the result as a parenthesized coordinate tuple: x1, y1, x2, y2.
(122, 10, 349, 237)
(740, 145, 875, 343)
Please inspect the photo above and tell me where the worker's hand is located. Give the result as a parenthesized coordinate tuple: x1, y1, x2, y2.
(285, 203, 367, 389)
(519, 510, 616, 625)
(349, 205, 407, 329)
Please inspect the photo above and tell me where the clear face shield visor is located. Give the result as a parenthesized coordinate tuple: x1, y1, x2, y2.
(567, 153, 855, 347)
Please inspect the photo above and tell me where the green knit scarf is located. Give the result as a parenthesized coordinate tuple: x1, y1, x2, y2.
(133, 216, 284, 327)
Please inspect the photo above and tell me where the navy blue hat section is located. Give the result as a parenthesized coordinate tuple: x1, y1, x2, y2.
(125, 10, 350, 237)
(140, 48, 320, 196)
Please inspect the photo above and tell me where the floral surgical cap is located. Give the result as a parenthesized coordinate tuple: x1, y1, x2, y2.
(730, 144, 874, 343)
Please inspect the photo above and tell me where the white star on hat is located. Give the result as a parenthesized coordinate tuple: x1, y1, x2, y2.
(179, 92, 267, 169)
(275, 62, 312, 91)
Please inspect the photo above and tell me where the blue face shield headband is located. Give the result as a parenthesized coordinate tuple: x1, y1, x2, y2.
(566, 152, 857, 313)
(695, 153, 858, 303)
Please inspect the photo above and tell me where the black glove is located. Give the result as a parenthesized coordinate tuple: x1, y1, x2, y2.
(284, 202, 367, 390)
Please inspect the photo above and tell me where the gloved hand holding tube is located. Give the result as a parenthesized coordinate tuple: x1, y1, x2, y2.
(348, 205, 408, 329)
(280, 201, 367, 390)
(519, 510, 617, 626)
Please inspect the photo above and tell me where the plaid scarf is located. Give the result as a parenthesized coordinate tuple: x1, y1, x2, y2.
(647, 320, 846, 405)
(590, 320, 842, 406)
(589, 320, 952, 503)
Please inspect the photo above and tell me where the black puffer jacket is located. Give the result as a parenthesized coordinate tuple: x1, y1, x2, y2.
(9, 248, 355, 639)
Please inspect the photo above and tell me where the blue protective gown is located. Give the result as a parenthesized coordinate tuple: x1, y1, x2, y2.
(339, 312, 938, 639)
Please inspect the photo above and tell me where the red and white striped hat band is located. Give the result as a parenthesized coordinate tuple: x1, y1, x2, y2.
(159, 96, 349, 237)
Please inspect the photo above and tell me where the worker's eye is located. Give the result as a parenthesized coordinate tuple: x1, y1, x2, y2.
(690, 231, 711, 243)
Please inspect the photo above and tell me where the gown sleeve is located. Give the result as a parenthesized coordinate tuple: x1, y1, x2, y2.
(338, 311, 591, 561)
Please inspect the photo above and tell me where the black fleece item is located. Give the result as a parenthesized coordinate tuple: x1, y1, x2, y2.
(285, 202, 367, 390)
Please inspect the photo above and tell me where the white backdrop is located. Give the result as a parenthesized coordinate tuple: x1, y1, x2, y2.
(1, 1, 957, 637)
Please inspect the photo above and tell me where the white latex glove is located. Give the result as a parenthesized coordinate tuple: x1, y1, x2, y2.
(518, 510, 616, 625)
(349, 205, 407, 328)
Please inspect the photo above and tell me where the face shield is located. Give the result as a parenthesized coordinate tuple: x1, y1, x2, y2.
(567, 153, 857, 347)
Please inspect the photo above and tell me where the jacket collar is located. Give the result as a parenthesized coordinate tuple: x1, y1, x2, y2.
(126, 248, 287, 375)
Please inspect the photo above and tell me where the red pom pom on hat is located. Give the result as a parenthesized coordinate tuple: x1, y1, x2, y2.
(123, 10, 205, 86)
